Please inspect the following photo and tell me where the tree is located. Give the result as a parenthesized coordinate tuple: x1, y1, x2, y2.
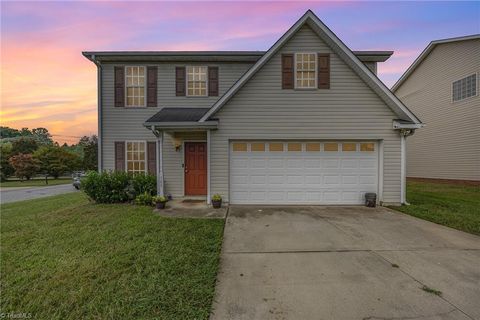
(11, 137, 38, 155)
(33, 145, 81, 178)
(78, 135, 98, 171)
(31, 127, 53, 145)
(0, 142, 14, 181)
(9, 154, 39, 180)
(0, 126, 21, 139)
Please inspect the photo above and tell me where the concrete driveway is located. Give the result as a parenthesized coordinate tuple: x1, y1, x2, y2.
(211, 206, 480, 320)
(0, 184, 78, 204)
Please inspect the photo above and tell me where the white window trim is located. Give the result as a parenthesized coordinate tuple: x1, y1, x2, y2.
(186, 65, 209, 97)
(125, 140, 147, 174)
(451, 72, 478, 103)
(125, 66, 147, 108)
(294, 52, 317, 89)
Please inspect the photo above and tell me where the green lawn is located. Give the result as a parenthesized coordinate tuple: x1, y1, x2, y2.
(0, 177, 71, 188)
(1, 193, 224, 319)
(390, 181, 480, 235)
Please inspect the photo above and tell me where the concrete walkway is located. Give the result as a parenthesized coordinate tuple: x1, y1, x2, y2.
(0, 184, 78, 204)
(211, 206, 480, 320)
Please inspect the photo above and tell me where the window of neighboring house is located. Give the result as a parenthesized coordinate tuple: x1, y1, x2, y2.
(126, 66, 146, 107)
(452, 73, 477, 102)
(295, 53, 316, 89)
(187, 66, 208, 96)
(126, 141, 146, 174)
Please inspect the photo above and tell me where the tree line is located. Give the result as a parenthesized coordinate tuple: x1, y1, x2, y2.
(0, 126, 97, 181)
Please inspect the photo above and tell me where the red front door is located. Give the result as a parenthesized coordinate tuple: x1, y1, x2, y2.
(184, 142, 207, 195)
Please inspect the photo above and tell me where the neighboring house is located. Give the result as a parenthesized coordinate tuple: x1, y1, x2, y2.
(393, 35, 480, 182)
(83, 10, 421, 206)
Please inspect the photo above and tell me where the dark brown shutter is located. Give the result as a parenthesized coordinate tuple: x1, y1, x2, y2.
(281, 54, 294, 89)
(114, 67, 125, 107)
(147, 66, 157, 107)
(114, 142, 125, 172)
(208, 67, 219, 96)
(318, 53, 330, 89)
(147, 142, 156, 175)
(175, 67, 186, 96)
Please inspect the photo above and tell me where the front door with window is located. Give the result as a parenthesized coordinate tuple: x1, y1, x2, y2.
(184, 142, 207, 195)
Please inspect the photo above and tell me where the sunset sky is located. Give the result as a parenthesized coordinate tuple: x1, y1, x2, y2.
(1, 1, 479, 144)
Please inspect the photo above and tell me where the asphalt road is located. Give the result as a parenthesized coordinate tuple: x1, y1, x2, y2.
(0, 184, 79, 204)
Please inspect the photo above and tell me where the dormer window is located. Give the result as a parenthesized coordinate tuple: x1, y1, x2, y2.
(295, 53, 317, 89)
(187, 66, 208, 96)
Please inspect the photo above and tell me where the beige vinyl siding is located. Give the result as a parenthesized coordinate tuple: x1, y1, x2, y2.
(395, 39, 480, 181)
(210, 25, 402, 204)
(100, 61, 252, 168)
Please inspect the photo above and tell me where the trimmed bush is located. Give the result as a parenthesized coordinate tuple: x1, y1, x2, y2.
(132, 174, 157, 197)
(81, 171, 157, 204)
(82, 171, 130, 203)
(135, 192, 153, 206)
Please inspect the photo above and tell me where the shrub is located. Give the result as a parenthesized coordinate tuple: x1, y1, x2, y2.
(135, 192, 153, 206)
(82, 171, 130, 203)
(132, 174, 157, 196)
(212, 194, 222, 201)
(153, 195, 167, 203)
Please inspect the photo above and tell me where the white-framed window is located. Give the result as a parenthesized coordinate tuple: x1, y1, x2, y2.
(452, 73, 477, 102)
(125, 66, 146, 107)
(187, 66, 208, 96)
(295, 53, 317, 89)
(126, 141, 146, 174)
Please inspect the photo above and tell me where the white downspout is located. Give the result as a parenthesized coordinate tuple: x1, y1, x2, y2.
(207, 130, 211, 205)
(151, 127, 164, 196)
(91, 55, 103, 172)
(399, 129, 415, 205)
(400, 133, 406, 205)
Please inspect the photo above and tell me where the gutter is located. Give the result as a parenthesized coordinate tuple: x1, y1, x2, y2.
(392, 120, 424, 130)
(143, 121, 218, 129)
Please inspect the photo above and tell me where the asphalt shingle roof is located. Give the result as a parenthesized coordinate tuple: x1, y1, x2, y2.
(145, 108, 210, 123)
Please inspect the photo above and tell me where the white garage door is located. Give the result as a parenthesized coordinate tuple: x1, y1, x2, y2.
(230, 141, 378, 205)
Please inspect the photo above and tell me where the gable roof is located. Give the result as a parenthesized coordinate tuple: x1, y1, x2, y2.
(392, 34, 480, 92)
(199, 10, 421, 124)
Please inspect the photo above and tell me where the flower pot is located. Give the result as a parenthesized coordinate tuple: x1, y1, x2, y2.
(212, 199, 222, 209)
(156, 201, 166, 209)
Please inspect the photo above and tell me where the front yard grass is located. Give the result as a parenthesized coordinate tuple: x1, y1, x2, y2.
(390, 180, 480, 235)
(0, 177, 71, 188)
(0, 193, 224, 319)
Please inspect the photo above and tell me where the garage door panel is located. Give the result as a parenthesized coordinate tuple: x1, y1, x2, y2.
(305, 175, 322, 184)
(323, 159, 340, 168)
(250, 175, 266, 184)
(342, 175, 358, 185)
(266, 159, 283, 167)
(251, 159, 266, 168)
(230, 141, 378, 205)
(324, 175, 340, 185)
(305, 159, 321, 168)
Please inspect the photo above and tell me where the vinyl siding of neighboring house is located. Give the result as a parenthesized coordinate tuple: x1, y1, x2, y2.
(99, 62, 253, 196)
(209, 25, 403, 204)
(394, 39, 480, 181)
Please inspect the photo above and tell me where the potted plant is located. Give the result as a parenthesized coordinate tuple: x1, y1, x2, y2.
(211, 194, 222, 209)
(153, 195, 167, 209)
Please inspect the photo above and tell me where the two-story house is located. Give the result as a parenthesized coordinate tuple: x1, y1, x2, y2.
(393, 35, 479, 182)
(83, 10, 422, 206)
